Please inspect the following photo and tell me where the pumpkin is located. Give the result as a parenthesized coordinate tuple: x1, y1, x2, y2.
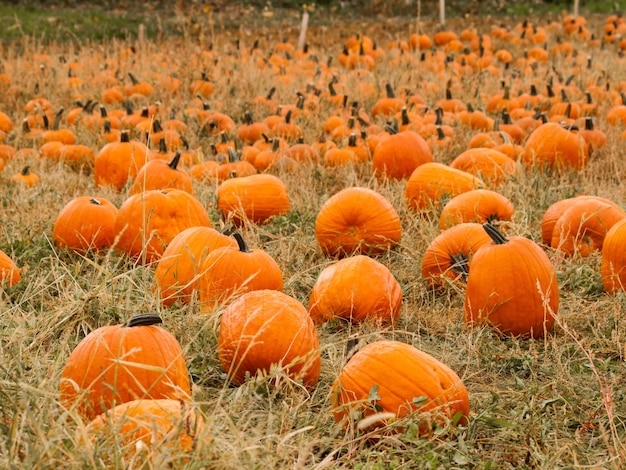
(86, 399, 204, 460)
(10, 166, 40, 187)
(0, 249, 21, 287)
(331, 340, 469, 435)
(449, 148, 517, 186)
(550, 198, 625, 257)
(439, 189, 515, 230)
(154, 227, 237, 306)
(464, 224, 559, 338)
(198, 232, 284, 308)
(129, 151, 193, 195)
(421, 223, 492, 288)
(218, 290, 321, 388)
(60, 314, 191, 421)
(114, 189, 212, 263)
(53, 196, 119, 254)
(94, 130, 151, 191)
(308, 255, 402, 324)
(315, 187, 402, 257)
(216, 173, 290, 226)
(372, 128, 433, 180)
(601, 218, 626, 293)
(521, 122, 588, 170)
(405, 162, 484, 212)
(540, 195, 621, 246)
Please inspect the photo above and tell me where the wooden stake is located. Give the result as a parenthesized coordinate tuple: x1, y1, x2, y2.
(439, 0, 445, 27)
(573, 0, 579, 17)
(297, 11, 309, 51)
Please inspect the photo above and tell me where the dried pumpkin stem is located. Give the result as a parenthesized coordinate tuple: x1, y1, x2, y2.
(125, 313, 163, 327)
(449, 253, 469, 280)
(483, 223, 508, 244)
(232, 232, 251, 253)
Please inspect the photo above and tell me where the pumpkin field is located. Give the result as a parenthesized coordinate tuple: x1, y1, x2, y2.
(0, 1, 625, 468)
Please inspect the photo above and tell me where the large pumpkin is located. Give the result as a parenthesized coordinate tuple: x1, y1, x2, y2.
(308, 255, 402, 324)
(53, 196, 119, 254)
(464, 224, 559, 338)
(114, 189, 212, 263)
(315, 187, 402, 257)
(218, 290, 320, 388)
(154, 227, 237, 306)
(60, 314, 191, 421)
(521, 122, 588, 170)
(372, 129, 433, 180)
(331, 340, 469, 435)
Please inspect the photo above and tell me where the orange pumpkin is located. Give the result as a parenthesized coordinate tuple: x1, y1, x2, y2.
(0, 249, 21, 287)
(315, 187, 401, 257)
(94, 130, 151, 191)
(60, 314, 191, 421)
(521, 122, 588, 170)
(439, 189, 515, 230)
(308, 255, 402, 324)
(601, 218, 626, 293)
(218, 290, 321, 388)
(53, 196, 118, 254)
(465, 224, 559, 338)
(331, 340, 469, 435)
(372, 128, 433, 180)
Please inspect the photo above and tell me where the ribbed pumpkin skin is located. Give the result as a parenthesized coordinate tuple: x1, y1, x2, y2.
(405, 162, 484, 212)
(540, 195, 620, 246)
(331, 341, 469, 434)
(550, 199, 625, 257)
(308, 255, 402, 324)
(218, 290, 321, 388)
(372, 130, 433, 180)
(129, 158, 193, 195)
(0, 249, 20, 287)
(464, 229, 559, 338)
(315, 187, 401, 257)
(449, 148, 517, 185)
(86, 399, 203, 457)
(60, 322, 191, 420)
(114, 189, 212, 263)
(155, 227, 237, 306)
(439, 189, 515, 230)
(601, 218, 626, 293)
(216, 174, 290, 226)
(197, 235, 284, 308)
(53, 196, 119, 254)
(94, 137, 151, 190)
(521, 122, 588, 170)
(421, 223, 492, 287)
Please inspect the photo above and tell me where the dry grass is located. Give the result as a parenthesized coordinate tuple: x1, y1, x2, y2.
(0, 7, 625, 470)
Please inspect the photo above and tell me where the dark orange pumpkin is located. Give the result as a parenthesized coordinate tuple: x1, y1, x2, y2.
(601, 218, 626, 293)
(0, 249, 21, 287)
(372, 128, 433, 180)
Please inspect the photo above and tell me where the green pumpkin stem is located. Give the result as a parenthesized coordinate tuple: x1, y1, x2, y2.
(483, 223, 508, 244)
(125, 313, 163, 327)
(232, 232, 251, 253)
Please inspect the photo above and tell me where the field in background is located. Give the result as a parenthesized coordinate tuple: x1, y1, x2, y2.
(0, 1, 625, 469)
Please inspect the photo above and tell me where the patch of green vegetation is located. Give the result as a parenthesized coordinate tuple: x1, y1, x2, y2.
(0, 4, 158, 44)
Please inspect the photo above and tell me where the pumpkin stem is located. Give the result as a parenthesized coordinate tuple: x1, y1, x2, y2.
(21, 166, 31, 176)
(120, 130, 131, 143)
(271, 137, 281, 152)
(449, 253, 469, 280)
(348, 133, 358, 147)
(227, 147, 240, 162)
(125, 313, 163, 327)
(128, 72, 140, 85)
(483, 223, 507, 244)
(584, 117, 594, 131)
(89, 198, 102, 205)
(159, 138, 168, 154)
(385, 83, 395, 99)
(436, 126, 446, 140)
(168, 152, 182, 170)
(328, 81, 337, 96)
(232, 232, 251, 253)
(266, 87, 276, 101)
(401, 106, 410, 126)
(103, 119, 112, 133)
(284, 109, 293, 124)
(243, 111, 253, 125)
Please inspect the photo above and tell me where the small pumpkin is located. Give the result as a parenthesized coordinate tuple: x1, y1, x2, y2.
(308, 255, 402, 324)
(601, 218, 626, 293)
(315, 187, 402, 257)
(464, 224, 559, 338)
(449, 148, 517, 186)
(331, 340, 469, 435)
(11, 165, 40, 187)
(372, 127, 433, 180)
(0, 249, 21, 287)
(53, 196, 119, 254)
(216, 173, 290, 226)
(439, 189, 515, 230)
(86, 399, 204, 460)
(94, 130, 152, 191)
(218, 290, 321, 388)
(129, 151, 193, 195)
(60, 314, 191, 421)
